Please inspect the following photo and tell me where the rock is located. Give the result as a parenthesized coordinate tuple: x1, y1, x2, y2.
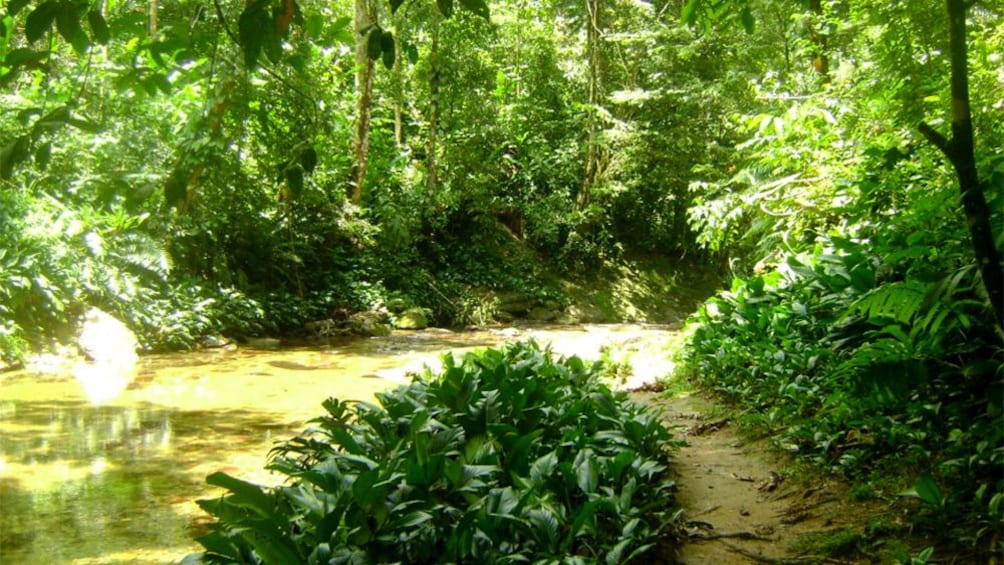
(496, 291, 536, 316)
(528, 307, 559, 322)
(492, 327, 521, 338)
(246, 337, 282, 349)
(349, 312, 392, 337)
(200, 335, 233, 348)
(395, 307, 429, 330)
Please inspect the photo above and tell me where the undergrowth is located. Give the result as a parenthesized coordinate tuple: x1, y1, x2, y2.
(678, 234, 1003, 556)
(187, 341, 680, 564)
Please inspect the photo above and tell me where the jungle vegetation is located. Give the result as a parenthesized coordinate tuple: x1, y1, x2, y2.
(1, 0, 1001, 560)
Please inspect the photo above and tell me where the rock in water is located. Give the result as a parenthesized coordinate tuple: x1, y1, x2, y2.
(395, 307, 429, 330)
(74, 308, 139, 403)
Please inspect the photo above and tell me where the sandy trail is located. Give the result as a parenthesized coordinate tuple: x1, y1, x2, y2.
(633, 391, 905, 564)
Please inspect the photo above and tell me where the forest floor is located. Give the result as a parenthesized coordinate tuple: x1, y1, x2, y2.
(632, 389, 927, 564)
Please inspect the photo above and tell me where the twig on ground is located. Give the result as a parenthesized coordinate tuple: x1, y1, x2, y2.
(719, 541, 855, 564)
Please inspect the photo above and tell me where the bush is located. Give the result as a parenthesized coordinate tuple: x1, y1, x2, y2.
(188, 341, 679, 564)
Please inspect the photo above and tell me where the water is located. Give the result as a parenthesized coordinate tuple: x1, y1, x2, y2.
(0, 325, 678, 564)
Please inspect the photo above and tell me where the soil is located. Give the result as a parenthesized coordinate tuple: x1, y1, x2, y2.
(632, 391, 921, 564)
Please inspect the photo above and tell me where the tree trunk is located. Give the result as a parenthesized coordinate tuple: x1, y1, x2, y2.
(578, 0, 603, 210)
(148, 0, 158, 38)
(350, 0, 377, 205)
(918, 0, 1003, 330)
(392, 16, 404, 148)
(425, 15, 440, 195)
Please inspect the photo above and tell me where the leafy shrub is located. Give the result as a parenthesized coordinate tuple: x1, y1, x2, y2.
(679, 233, 1003, 546)
(189, 341, 679, 564)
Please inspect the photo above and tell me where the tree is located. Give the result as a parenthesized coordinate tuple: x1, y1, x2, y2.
(350, 0, 380, 205)
(917, 0, 1003, 330)
(684, 0, 1003, 330)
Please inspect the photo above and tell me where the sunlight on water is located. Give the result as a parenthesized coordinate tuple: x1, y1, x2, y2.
(0, 325, 678, 563)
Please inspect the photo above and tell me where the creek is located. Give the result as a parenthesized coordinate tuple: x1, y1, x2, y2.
(0, 324, 679, 564)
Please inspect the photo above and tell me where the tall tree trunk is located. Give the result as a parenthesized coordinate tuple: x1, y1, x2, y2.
(578, 0, 603, 210)
(350, 0, 377, 205)
(392, 21, 404, 148)
(425, 15, 440, 195)
(919, 0, 1003, 330)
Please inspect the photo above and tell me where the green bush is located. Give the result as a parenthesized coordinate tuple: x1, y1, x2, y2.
(679, 234, 1003, 546)
(188, 341, 679, 564)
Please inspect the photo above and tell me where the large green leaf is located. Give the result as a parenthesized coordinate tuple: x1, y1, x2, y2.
(87, 10, 110, 44)
(206, 472, 276, 517)
(380, 30, 395, 69)
(8, 0, 32, 18)
(25, 1, 58, 43)
(55, 1, 88, 53)
(573, 449, 599, 494)
(238, 4, 269, 68)
(366, 27, 383, 60)
(4, 48, 48, 68)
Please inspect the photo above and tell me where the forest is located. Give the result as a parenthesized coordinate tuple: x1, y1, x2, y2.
(0, 0, 1001, 561)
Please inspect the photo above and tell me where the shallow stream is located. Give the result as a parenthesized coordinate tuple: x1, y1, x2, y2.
(0, 324, 678, 564)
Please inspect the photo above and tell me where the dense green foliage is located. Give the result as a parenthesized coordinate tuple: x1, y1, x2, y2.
(0, 0, 745, 363)
(677, 0, 1003, 552)
(1, 0, 1002, 556)
(189, 342, 678, 563)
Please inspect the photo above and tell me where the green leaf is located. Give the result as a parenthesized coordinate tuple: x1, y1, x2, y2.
(193, 531, 243, 560)
(25, 1, 58, 43)
(87, 10, 110, 44)
(436, 0, 453, 18)
(680, 0, 700, 25)
(300, 147, 318, 173)
(4, 48, 48, 68)
(206, 472, 276, 517)
(242, 524, 303, 564)
(573, 449, 599, 494)
(366, 27, 382, 60)
(8, 0, 32, 18)
(380, 30, 395, 69)
(285, 165, 304, 198)
(0, 136, 30, 180)
(739, 6, 754, 33)
(33, 142, 51, 170)
(914, 474, 944, 509)
(458, 0, 489, 19)
(55, 2, 88, 53)
(389, 0, 404, 13)
(238, 5, 269, 68)
(530, 450, 558, 486)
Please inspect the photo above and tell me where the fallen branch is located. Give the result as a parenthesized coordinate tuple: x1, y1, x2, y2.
(689, 530, 774, 542)
(719, 541, 855, 564)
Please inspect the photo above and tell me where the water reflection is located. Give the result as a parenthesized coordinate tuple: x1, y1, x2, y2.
(0, 324, 679, 563)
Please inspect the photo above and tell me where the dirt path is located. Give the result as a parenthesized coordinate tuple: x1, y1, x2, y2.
(632, 391, 912, 564)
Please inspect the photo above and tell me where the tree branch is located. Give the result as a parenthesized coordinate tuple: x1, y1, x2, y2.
(917, 121, 951, 158)
(211, 0, 315, 105)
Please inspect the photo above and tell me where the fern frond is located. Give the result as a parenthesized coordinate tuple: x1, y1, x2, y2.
(845, 280, 928, 325)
